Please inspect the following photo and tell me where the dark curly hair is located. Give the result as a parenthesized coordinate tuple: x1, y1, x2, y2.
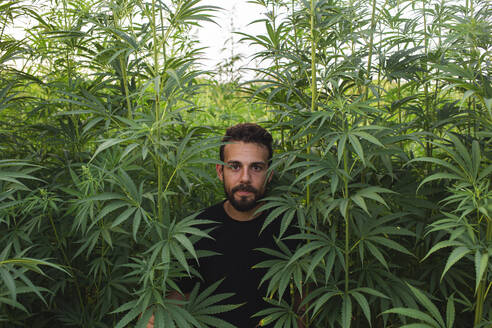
(220, 123, 273, 163)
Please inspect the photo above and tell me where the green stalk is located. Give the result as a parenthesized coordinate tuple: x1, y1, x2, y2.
(433, 0, 444, 136)
(112, 7, 132, 120)
(119, 56, 132, 119)
(396, 0, 402, 129)
(474, 218, 492, 326)
(310, 0, 317, 112)
(365, 0, 377, 101)
(49, 212, 85, 312)
(159, 0, 167, 69)
(422, 0, 431, 158)
(474, 281, 484, 327)
(306, 0, 318, 210)
(348, 0, 359, 94)
(340, 110, 351, 295)
(164, 166, 177, 193)
(0, 11, 6, 40)
(150, 0, 185, 223)
(464, 0, 474, 141)
(150, 0, 160, 129)
(297, 4, 318, 326)
(151, 0, 163, 222)
(292, 0, 299, 55)
(343, 146, 350, 294)
(376, 0, 386, 110)
(469, 0, 478, 138)
(60, 0, 79, 155)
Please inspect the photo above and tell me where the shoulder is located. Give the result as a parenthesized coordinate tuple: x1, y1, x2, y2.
(191, 201, 227, 234)
(195, 201, 226, 221)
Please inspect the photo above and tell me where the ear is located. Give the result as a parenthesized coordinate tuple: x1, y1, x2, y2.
(216, 164, 224, 182)
(267, 169, 274, 183)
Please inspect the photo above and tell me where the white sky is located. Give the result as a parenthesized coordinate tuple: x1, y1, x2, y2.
(6, 0, 267, 80)
(193, 0, 268, 79)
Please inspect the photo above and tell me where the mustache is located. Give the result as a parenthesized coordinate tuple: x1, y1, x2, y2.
(232, 184, 258, 194)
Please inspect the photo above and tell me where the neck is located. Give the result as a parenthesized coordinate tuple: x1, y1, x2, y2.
(223, 200, 262, 221)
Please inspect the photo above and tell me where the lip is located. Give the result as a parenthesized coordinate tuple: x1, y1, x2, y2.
(236, 191, 253, 196)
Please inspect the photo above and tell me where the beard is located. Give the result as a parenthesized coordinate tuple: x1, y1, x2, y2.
(223, 181, 266, 212)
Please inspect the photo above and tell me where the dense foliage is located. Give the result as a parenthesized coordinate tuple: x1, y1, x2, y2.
(0, 0, 491, 327)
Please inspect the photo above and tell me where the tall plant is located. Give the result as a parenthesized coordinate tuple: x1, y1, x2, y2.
(239, 0, 490, 327)
(1, 0, 491, 326)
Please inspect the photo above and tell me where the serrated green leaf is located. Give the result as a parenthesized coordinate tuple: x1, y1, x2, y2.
(311, 291, 339, 315)
(418, 173, 462, 192)
(351, 194, 368, 214)
(114, 304, 142, 328)
(174, 234, 197, 262)
(0, 269, 16, 299)
(421, 240, 463, 262)
(91, 138, 126, 161)
(446, 295, 455, 328)
(351, 291, 371, 326)
(441, 246, 471, 281)
(111, 207, 136, 228)
(132, 209, 142, 241)
(366, 241, 388, 270)
(341, 293, 352, 328)
(96, 200, 127, 222)
(348, 134, 365, 166)
(370, 236, 413, 256)
(383, 308, 439, 326)
(406, 284, 445, 326)
(474, 251, 489, 293)
(0, 296, 28, 312)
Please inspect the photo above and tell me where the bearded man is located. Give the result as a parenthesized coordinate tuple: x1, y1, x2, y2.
(147, 123, 299, 328)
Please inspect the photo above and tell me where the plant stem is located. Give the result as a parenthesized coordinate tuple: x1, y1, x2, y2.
(112, 7, 132, 120)
(422, 0, 431, 158)
(365, 0, 377, 101)
(474, 218, 492, 326)
(164, 166, 177, 193)
(475, 277, 485, 327)
(343, 146, 350, 294)
(310, 0, 317, 112)
(119, 56, 133, 120)
(49, 212, 85, 313)
(305, 0, 318, 215)
(151, 0, 163, 223)
(159, 0, 167, 70)
(342, 110, 350, 295)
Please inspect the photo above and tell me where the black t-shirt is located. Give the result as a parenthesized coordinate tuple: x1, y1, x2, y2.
(179, 200, 298, 328)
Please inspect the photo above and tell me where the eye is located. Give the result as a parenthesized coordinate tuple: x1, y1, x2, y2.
(229, 163, 240, 170)
(252, 164, 264, 172)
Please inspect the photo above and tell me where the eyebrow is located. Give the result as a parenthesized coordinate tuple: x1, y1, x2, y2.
(226, 161, 267, 166)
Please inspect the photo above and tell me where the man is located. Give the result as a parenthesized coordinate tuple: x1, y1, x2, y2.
(147, 123, 299, 327)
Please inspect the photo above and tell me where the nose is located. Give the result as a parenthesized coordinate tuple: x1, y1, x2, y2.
(239, 167, 251, 183)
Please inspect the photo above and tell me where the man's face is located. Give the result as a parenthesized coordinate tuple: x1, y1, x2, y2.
(216, 141, 272, 212)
